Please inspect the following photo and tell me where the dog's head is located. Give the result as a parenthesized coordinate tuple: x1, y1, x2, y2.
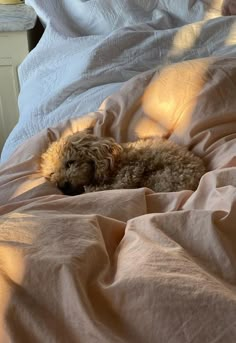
(41, 130, 122, 195)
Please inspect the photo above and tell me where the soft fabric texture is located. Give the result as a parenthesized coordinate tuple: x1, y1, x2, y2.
(0, 0, 236, 341)
(0, 54, 236, 341)
(1, 0, 236, 161)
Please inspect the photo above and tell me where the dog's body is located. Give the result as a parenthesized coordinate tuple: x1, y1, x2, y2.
(41, 131, 206, 195)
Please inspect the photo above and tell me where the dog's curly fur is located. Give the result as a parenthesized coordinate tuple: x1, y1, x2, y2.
(40, 130, 206, 195)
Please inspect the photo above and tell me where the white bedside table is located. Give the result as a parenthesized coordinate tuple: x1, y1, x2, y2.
(0, 4, 37, 152)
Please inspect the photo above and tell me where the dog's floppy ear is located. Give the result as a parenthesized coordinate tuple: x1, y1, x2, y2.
(89, 137, 123, 182)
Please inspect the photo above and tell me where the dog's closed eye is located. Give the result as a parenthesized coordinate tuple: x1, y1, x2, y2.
(65, 160, 76, 169)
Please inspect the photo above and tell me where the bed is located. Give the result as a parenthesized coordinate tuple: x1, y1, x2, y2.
(0, 0, 236, 341)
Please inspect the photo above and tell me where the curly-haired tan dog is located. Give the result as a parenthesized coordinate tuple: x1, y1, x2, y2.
(41, 130, 206, 195)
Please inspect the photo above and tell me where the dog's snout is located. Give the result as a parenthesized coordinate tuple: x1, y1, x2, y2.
(58, 181, 84, 196)
(63, 181, 71, 190)
(59, 181, 72, 193)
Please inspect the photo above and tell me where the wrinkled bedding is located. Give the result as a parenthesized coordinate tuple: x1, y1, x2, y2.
(1, 0, 236, 161)
(1, 54, 236, 341)
(0, 0, 236, 342)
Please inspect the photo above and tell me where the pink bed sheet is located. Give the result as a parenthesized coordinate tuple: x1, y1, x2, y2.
(0, 56, 236, 342)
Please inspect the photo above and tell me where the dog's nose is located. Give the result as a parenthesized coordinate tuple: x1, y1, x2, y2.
(62, 181, 71, 191)
(58, 181, 84, 196)
(58, 181, 73, 194)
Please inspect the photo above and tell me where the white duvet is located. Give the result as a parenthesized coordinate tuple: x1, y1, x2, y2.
(1, 0, 235, 161)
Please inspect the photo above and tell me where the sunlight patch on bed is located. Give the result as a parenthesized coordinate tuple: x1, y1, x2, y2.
(204, 0, 222, 20)
(135, 116, 168, 138)
(0, 213, 36, 335)
(0, 246, 25, 339)
(10, 177, 45, 199)
(0, 247, 25, 286)
(225, 22, 236, 45)
(2, 211, 36, 220)
(168, 21, 203, 58)
(140, 59, 211, 137)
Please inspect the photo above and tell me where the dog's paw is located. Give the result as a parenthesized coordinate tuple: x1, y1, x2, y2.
(221, 0, 236, 15)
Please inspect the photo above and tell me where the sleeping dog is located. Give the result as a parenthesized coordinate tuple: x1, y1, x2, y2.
(40, 130, 205, 195)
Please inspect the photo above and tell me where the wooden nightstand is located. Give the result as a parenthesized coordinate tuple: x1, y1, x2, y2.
(0, 4, 37, 152)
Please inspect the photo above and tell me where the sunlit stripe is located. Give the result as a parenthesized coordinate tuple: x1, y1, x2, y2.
(225, 21, 236, 45)
(10, 177, 45, 199)
(204, 0, 222, 20)
(140, 59, 210, 137)
(168, 22, 204, 58)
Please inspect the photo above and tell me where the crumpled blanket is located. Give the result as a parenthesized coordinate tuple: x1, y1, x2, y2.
(0, 53, 236, 341)
(1, 0, 235, 161)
